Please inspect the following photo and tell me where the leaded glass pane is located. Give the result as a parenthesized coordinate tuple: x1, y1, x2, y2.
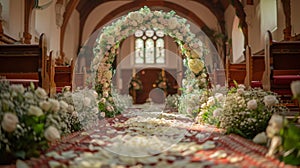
(156, 38, 165, 64)
(135, 30, 143, 37)
(156, 30, 164, 37)
(135, 38, 144, 64)
(145, 39, 155, 63)
(145, 30, 154, 37)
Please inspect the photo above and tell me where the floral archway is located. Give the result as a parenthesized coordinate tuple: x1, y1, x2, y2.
(91, 6, 209, 117)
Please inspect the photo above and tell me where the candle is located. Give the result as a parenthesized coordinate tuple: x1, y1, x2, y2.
(162, 68, 165, 77)
(132, 68, 136, 77)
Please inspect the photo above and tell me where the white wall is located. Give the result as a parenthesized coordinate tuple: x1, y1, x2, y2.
(225, 5, 235, 40)
(82, 1, 129, 45)
(63, 10, 80, 63)
(34, 1, 60, 54)
(0, 0, 24, 40)
(167, 0, 221, 32)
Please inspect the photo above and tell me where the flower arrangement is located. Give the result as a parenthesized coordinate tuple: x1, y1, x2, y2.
(0, 82, 80, 163)
(219, 85, 288, 139)
(197, 89, 225, 126)
(55, 88, 99, 131)
(178, 78, 204, 117)
(91, 6, 207, 117)
(153, 71, 169, 90)
(197, 83, 288, 139)
(260, 81, 300, 166)
(129, 75, 143, 91)
(165, 94, 180, 110)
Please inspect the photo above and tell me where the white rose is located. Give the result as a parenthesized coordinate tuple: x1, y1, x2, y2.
(247, 99, 257, 110)
(100, 98, 106, 104)
(214, 93, 224, 102)
(291, 80, 300, 98)
(201, 103, 207, 109)
(213, 108, 222, 117)
(238, 84, 246, 89)
(207, 97, 215, 106)
(131, 21, 137, 27)
(106, 35, 115, 45)
(39, 101, 52, 111)
(92, 90, 98, 99)
(106, 105, 114, 112)
(263, 95, 278, 107)
(103, 92, 109, 98)
(59, 100, 68, 110)
(100, 112, 106, 118)
(28, 105, 44, 117)
(44, 126, 61, 142)
(1, 113, 19, 132)
(35, 87, 47, 99)
(83, 97, 91, 106)
(253, 132, 267, 144)
(49, 99, 60, 112)
(67, 105, 75, 113)
(153, 11, 160, 16)
(168, 18, 178, 29)
(237, 88, 244, 95)
(10, 84, 25, 94)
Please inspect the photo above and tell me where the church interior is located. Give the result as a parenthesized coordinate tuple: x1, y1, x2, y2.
(0, 0, 300, 167)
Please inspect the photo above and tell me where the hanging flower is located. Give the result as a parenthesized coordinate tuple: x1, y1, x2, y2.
(1, 112, 19, 132)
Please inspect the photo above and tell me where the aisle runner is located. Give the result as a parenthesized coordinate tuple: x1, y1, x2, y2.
(16, 112, 295, 167)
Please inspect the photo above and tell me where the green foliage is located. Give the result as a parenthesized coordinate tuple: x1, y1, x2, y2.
(280, 123, 300, 165)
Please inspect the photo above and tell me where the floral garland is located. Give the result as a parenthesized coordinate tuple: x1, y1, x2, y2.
(129, 75, 143, 91)
(153, 71, 169, 90)
(92, 6, 208, 117)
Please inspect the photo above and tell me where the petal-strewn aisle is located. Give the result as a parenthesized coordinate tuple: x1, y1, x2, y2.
(2, 111, 297, 168)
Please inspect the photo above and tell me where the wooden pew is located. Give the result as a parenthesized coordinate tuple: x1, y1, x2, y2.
(225, 56, 246, 87)
(245, 46, 265, 88)
(262, 31, 300, 101)
(74, 66, 87, 89)
(53, 59, 74, 93)
(0, 34, 47, 89)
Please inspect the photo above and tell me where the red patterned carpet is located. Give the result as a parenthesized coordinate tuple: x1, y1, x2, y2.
(1, 113, 298, 168)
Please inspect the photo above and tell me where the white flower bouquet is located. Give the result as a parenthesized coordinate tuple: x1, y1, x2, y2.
(218, 85, 288, 139)
(0, 81, 79, 163)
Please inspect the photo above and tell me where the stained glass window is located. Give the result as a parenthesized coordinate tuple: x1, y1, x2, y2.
(134, 29, 165, 64)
